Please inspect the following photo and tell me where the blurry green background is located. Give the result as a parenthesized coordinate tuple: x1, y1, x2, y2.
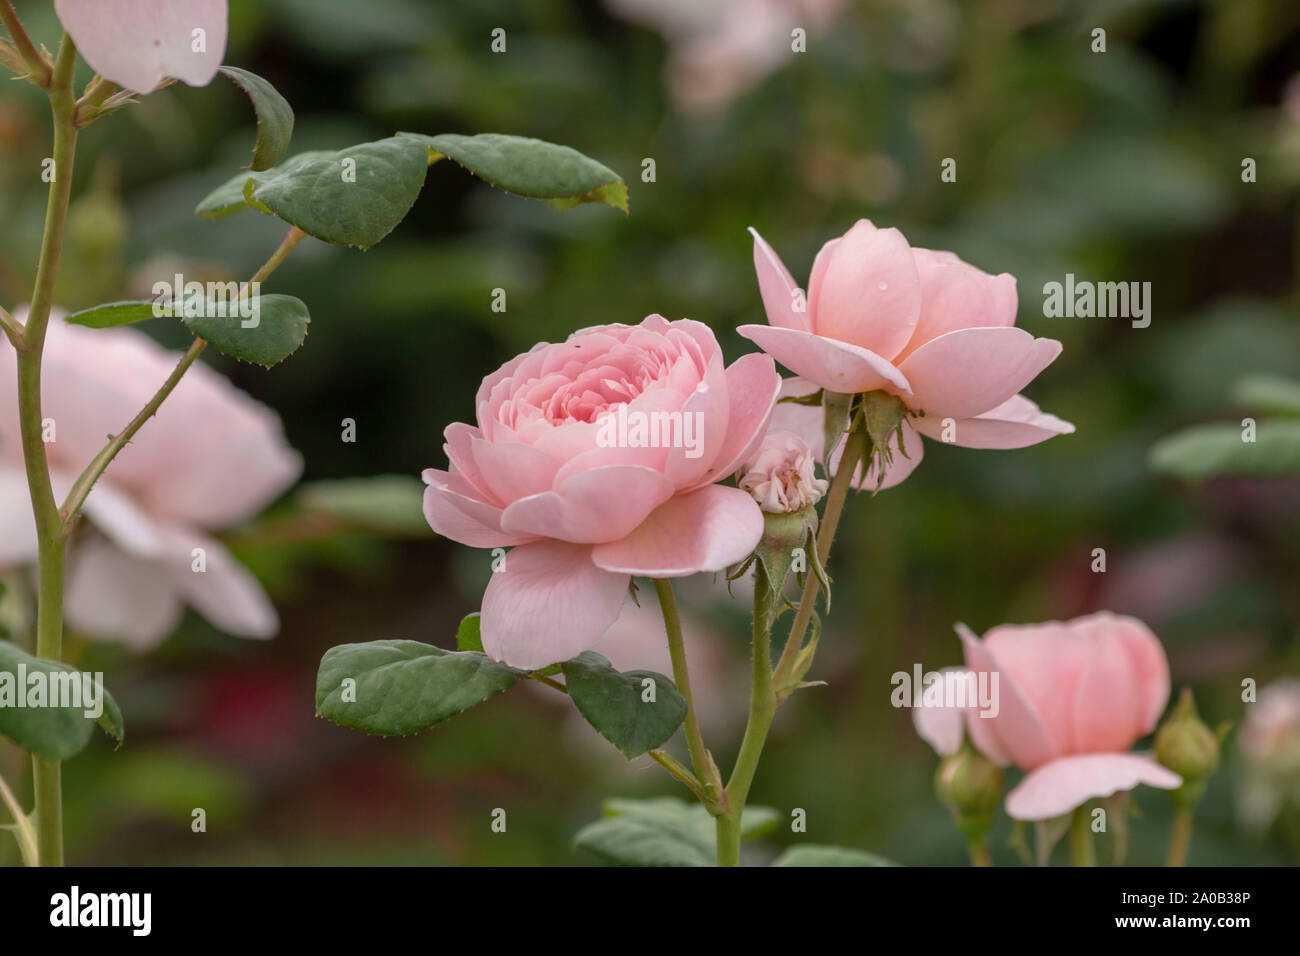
(2, 0, 1299, 865)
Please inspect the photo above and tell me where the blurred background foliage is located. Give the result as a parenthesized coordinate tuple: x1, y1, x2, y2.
(2, 0, 1300, 865)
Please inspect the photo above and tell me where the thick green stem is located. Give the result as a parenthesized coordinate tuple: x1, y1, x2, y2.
(716, 566, 780, 867)
(773, 426, 866, 686)
(968, 840, 992, 867)
(18, 34, 78, 869)
(1069, 805, 1096, 867)
(1165, 807, 1193, 867)
(651, 579, 723, 811)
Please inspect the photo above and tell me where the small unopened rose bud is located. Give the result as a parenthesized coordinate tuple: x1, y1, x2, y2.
(936, 744, 1003, 843)
(1156, 688, 1221, 809)
(739, 430, 828, 514)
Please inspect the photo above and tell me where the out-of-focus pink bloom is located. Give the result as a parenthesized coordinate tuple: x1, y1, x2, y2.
(423, 315, 779, 670)
(1237, 678, 1300, 832)
(604, 0, 847, 113)
(0, 314, 301, 648)
(741, 223, 1073, 485)
(914, 612, 1181, 820)
(54, 0, 227, 95)
(738, 428, 826, 513)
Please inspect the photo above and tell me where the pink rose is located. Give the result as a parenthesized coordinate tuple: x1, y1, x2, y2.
(422, 314, 780, 670)
(914, 612, 1182, 820)
(740, 222, 1073, 483)
(54, 0, 227, 95)
(0, 315, 301, 648)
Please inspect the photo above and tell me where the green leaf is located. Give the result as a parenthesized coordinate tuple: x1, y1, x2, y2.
(771, 845, 900, 867)
(573, 797, 778, 866)
(1232, 374, 1300, 418)
(295, 475, 431, 536)
(400, 132, 628, 212)
(315, 640, 524, 736)
(182, 293, 309, 368)
(218, 66, 295, 171)
(196, 151, 331, 219)
(195, 137, 429, 249)
(455, 613, 483, 653)
(0, 640, 124, 760)
(561, 651, 686, 758)
(64, 300, 158, 329)
(1149, 421, 1300, 480)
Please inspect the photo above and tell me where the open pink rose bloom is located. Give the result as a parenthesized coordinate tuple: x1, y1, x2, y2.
(914, 611, 1182, 820)
(0, 317, 300, 648)
(54, 0, 227, 95)
(741, 221, 1074, 486)
(422, 314, 780, 669)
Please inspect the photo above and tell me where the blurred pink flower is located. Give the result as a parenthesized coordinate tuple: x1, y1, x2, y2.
(0, 314, 301, 648)
(54, 0, 227, 95)
(914, 612, 1181, 820)
(604, 0, 847, 113)
(423, 314, 779, 670)
(737, 428, 826, 513)
(741, 223, 1073, 484)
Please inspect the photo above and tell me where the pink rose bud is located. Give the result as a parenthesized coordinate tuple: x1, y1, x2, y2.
(738, 429, 827, 514)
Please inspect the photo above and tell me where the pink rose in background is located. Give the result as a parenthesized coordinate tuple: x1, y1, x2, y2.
(54, 0, 227, 95)
(0, 314, 301, 648)
(914, 612, 1181, 820)
(741, 222, 1073, 484)
(423, 314, 780, 670)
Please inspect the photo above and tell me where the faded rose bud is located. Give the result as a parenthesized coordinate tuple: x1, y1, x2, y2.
(1156, 688, 1221, 809)
(738, 430, 828, 514)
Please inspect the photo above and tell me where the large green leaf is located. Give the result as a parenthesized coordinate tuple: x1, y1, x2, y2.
(219, 66, 295, 171)
(196, 137, 430, 249)
(561, 651, 686, 758)
(400, 132, 628, 212)
(771, 845, 900, 867)
(295, 475, 431, 536)
(0, 641, 124, 760)
(64, 300, 158, 329)
(573, 797, 779, 866)
(1149, 421, 1300, 480)
(182, 293, 310, 368)
(1232, 374, 1300, 418)
(315, 640, 524, 735)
